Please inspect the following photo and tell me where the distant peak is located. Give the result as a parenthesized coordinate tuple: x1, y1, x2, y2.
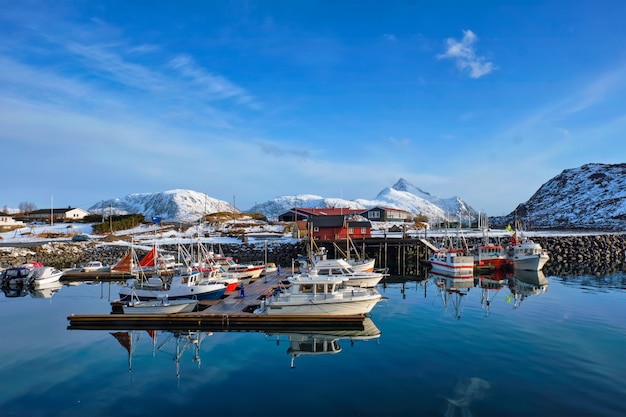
(392, 178, 430, 196)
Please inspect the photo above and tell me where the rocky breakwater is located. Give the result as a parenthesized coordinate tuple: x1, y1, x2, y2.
(0, 240, 308, 270)
(1, 235, 626, 277)
(535, 234, 626, 276)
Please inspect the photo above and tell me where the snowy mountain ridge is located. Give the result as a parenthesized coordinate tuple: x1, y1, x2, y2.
(489, 163, 626, 230)
(88, 179, 476, 224)
(88, 189, 239, 223)
(85, 164, 626, 231)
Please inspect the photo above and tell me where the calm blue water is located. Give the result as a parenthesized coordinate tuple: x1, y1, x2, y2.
(1, 271, 624, 417)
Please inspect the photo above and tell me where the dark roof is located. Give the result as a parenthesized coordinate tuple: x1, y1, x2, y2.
(308, 215, 371, 228)
(309, 215, 345, 227)
(370, 206, 411, 214)
(27, 207, 79, 215)
(287, 207, 364, 217)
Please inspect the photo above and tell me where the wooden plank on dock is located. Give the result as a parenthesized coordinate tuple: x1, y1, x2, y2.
(61, 271, 134, 282)
(67, 313, 366, 332)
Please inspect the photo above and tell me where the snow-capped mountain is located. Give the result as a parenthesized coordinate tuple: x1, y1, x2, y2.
(247, 178, 477, 223)
(248, 195, 368, 222)
(489, 163, 626, 230)
(88, 189, 238, 223)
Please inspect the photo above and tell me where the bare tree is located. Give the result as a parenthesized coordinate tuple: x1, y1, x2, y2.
(18, 201, 37, 213)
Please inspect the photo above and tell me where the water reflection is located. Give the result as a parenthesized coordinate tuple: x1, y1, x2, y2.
(428, 269, 551, 318)
(507, 270, 549, 309)
(110, 329, 213, 381)
(1, 278, 64, 299)
(264, 317, 381, 368)
(430, 272, 474, 319)
(478, 271, 507, 317)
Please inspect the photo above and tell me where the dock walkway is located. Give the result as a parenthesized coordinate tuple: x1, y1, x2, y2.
(67, 268, 368, 332)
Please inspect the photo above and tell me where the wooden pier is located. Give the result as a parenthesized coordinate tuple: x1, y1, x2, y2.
(67, 269, 368, 332)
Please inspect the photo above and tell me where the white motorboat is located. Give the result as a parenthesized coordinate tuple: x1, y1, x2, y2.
(305, 258, 385, 288)
(210, 254, 265, 280)
(80, 261, 110, 273)
(255, 273, 381, 316)
(112, 293, 198, 314)
(30, 266, 64, 287)
(119, 267, 226, 301)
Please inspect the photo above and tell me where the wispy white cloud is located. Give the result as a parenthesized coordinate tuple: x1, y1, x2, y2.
(387, 136, 410, 147)
(259, 142, 310, 158)
(382, 33, 397, 42)
(437, 30, 496, 78)
(169, 54, 257, 106)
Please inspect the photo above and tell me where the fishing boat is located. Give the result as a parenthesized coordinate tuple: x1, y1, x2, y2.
(254, 273, 381, 316)
(506, 230, 549, 271)
(473, 242, 508, 271)
(429, 249, 475, 276)
(115, 246, 226, 301)
(119, 268, 226, 301)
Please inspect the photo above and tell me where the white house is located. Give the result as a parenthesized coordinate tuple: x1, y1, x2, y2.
(0, 213, 25, 231)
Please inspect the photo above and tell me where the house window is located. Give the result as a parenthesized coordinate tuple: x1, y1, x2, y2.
(348, 227, 354, 234)
(361, 227, 366, 234)
(370, 211, 381, 219)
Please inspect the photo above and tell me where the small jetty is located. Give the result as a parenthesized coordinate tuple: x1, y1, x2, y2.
(67, 269, 369, 332)
(61, 270, 134, 282)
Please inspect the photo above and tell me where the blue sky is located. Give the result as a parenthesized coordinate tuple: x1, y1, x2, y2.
(2, 1, 625, 216)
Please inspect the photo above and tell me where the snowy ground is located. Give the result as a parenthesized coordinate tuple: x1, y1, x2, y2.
(0, 221, 605, 249)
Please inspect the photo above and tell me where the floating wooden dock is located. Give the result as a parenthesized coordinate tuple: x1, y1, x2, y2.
(67, 269, 368, 332)
(61, 271, 134, 282)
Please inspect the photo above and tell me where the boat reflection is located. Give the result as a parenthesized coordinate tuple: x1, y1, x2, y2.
(430, 271, 475, 319)
(1, 278, 64, 299)
(264, 317, 382, 368)
(29, 280, 64, 298)
(477, 270, 508, 317)
(507, 269, 549, 308)
(110, 329, 213, 381)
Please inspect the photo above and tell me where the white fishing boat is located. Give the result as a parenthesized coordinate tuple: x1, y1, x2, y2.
(429, 249, 475, 276)
(119, 268, 226, 301)
(506, 228, 549, 271)
(254, 273, 381, 316)
(508, 239, 549, 270)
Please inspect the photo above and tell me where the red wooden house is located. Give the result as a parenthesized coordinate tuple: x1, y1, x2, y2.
(308, 215, 371, 241)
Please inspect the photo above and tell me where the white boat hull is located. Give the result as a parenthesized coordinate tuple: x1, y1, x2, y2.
(262, 293, 381, 315)
(512, 254, 549, 271)
(122, 299, 198, 314)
